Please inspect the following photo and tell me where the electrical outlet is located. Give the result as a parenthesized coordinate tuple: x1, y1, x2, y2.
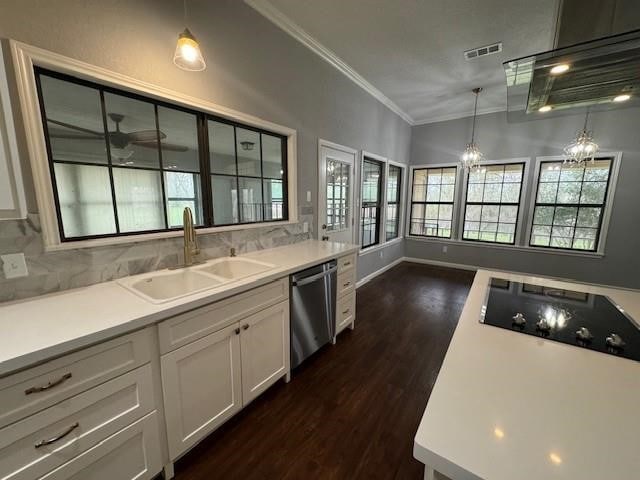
(1, 253, 28, 279)
(379, 250, 384, 259)
(302, 222, 309, 233)
(442, 245, 448, 253)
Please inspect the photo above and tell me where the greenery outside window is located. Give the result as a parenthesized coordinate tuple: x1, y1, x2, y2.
(410, 166, 456, 238)
(360, 157, 383, 248)
(530, 158, 613, 252)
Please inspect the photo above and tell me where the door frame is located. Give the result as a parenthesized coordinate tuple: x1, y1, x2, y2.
(317, 139, 357, 243)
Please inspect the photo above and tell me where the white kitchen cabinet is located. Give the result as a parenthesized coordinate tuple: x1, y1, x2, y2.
(240, 301, 290, 405)
(161, 322, 242, 460)
(335, 253, 357, 339)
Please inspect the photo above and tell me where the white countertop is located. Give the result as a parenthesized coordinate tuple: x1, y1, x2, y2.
(0, 240, 358, 377)
(414, 270, 640, 480)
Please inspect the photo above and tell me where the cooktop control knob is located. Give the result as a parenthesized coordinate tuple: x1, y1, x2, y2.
(605, 333, 626, 349)
(576, 327, 593, 342)
(512, 313, 526, 327)
(536, 319, 551, 333)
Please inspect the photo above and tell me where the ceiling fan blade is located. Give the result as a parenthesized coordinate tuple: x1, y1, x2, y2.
(49, 133, 105, 140)
(126, 130, 167, 142)
(47, 118, 104, 137)
(132, 140, 189, 152)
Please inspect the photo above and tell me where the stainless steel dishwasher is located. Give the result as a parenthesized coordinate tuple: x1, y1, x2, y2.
(290, 259, 337, 369)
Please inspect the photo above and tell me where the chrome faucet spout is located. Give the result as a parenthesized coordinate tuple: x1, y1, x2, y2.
(183, 207, 199, 266)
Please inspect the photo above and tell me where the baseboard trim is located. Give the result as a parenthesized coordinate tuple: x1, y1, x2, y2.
(401, 257, 479, 272)
(356, 257, 404, 288)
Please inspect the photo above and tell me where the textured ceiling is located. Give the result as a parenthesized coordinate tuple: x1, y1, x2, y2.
(252, 0, 559, 124)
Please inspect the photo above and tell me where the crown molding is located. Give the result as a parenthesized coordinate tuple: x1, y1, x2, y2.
(245, 0, 415, 125)
(412, 106, 507, 126)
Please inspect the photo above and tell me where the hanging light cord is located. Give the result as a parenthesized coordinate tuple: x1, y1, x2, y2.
(470, 87, 482, 143)
(183, 0, 187, 27)
(583, 109, 590, 131)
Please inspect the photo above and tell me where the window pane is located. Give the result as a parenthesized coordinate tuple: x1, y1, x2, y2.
(157, 107, 199, 172)
(553, 206, 577, 226)
(556, 182, 581, 203)
(387, 166, 400, 203)
(209, 121, 236, 175)
(53, 163, 116, 237)
(236, 128, 261, 177)
(262, 134, 284, 179)
(410, 166, 455, 239)
(212, 175, 238, 225)
(239, 177, 263, 222)
(537, 182, 558, 203)
(533, 206, 554, 225)
(577, 207, 601, 228)
(362, 160, 381, 203)
(165, 171, 203, 227)
(103, 93, 160, 169)
(386, 204, 398, 241)
(113, 168, 164, 232)
(40, 75, 108, 165)
(463, 163, 523, 243)
(264, 179, 284, 221)
(584, 160, 611, 181)
(580, 181, 607, 204)
(540, 163, 561, 182)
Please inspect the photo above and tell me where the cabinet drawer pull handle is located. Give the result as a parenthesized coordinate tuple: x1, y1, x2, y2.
(235, 328, 240, 335)
(343, 282, 351, 287)
(342, 309, 350, 315)
(343, 261, 351, 266)
(243, 324, 250, 330)
(35, 422, 79, 448)
(25, 373, 72, 395)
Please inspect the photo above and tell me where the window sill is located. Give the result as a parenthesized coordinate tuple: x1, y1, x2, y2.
(405, 235, 605, 259)
(44, 219, 298, 252)
(359, 236, 403, 256)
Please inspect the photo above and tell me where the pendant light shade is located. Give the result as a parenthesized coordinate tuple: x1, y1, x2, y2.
(563, 111, 599, 165)
(461, 88, 484, 171)
(174, 28, 206, 71)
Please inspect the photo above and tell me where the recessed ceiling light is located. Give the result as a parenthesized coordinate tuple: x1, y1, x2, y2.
(613, 94, 631, 102)
(539, 105, 552, 113)
(550, 64, 570, 75)
(549, 453, 563, 465)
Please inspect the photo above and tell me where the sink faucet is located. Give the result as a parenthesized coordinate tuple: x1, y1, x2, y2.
(182, 207, 200, 266)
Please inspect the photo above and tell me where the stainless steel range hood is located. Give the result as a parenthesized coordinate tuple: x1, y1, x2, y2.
(504, 0, 640, 120)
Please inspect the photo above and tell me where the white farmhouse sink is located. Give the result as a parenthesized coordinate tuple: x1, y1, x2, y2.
(195, 257, 274, 280)
(119, 269, 225, 304)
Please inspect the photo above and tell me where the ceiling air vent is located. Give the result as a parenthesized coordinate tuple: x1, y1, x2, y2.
(464, 42, 503, 60)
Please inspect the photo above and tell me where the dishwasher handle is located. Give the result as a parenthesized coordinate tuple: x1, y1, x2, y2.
(292, 266, 337, 287)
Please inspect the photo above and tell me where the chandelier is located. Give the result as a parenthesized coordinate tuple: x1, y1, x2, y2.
(564, 111, 599, 165)
(461, 88, 484, 171)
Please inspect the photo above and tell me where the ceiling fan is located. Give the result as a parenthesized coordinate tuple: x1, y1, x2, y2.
(47, 113, 189, 154)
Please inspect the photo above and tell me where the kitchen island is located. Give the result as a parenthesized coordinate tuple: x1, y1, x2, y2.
(414, 270, 640, 480)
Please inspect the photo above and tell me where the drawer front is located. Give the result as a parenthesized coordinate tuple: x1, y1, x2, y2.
(338, 254, 356, 273)
(158, 277, 289, 354)
(0, 365, 155, 480)
(0, 329, 152, 429)
(337, 269, 356, 298)
(38, 411, 162, 480)
(336, 291, 356, 334)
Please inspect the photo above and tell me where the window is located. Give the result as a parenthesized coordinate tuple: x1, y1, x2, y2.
(385, 164, 402, 240)
(530, 158, 613, 251)
(326, 158, 350, 231)
(360, 157, 383, 248)
(36, 68, 288, 241)
(410, 166, 456, 238)
(462, 162, 524, 244)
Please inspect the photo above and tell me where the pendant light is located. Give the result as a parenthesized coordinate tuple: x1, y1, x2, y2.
(563, 110, 599, 165)
(173, 0, 206, 71)
(461, 88, 484, 171)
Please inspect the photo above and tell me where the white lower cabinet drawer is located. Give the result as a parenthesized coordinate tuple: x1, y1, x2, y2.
(38, 411, 162, 480)
(336, 291, 356, 334)
(337, 269, 356, 298)
(0, 365, 155, 480)
(0, 329, 152, 429)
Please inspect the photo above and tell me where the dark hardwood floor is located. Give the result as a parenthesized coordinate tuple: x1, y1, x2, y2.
(171, 262, 475, 480)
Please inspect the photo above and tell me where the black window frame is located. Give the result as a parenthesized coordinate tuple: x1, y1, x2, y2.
(35, 67, 288, 242)
(528, 157, 613, 253)
(360, 157, 384, 249)
(385, 164, 402, 241)
(461, 161, 525, 245)
(409, 166, 457, 239)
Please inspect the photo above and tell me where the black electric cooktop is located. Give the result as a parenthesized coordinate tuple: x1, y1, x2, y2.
(482, 278, 640, 363)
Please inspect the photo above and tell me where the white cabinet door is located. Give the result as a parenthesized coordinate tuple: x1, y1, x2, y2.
(161, 323, 242, 460)
(240, 301, 290, 405)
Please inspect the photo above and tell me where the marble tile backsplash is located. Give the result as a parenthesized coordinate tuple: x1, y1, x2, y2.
(0, 212, 313, 303)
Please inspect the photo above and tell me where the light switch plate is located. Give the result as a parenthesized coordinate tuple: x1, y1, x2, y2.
(2, 253, 28, 279)
(306, 190, 311, 202)
(302, 222, 309, 233)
